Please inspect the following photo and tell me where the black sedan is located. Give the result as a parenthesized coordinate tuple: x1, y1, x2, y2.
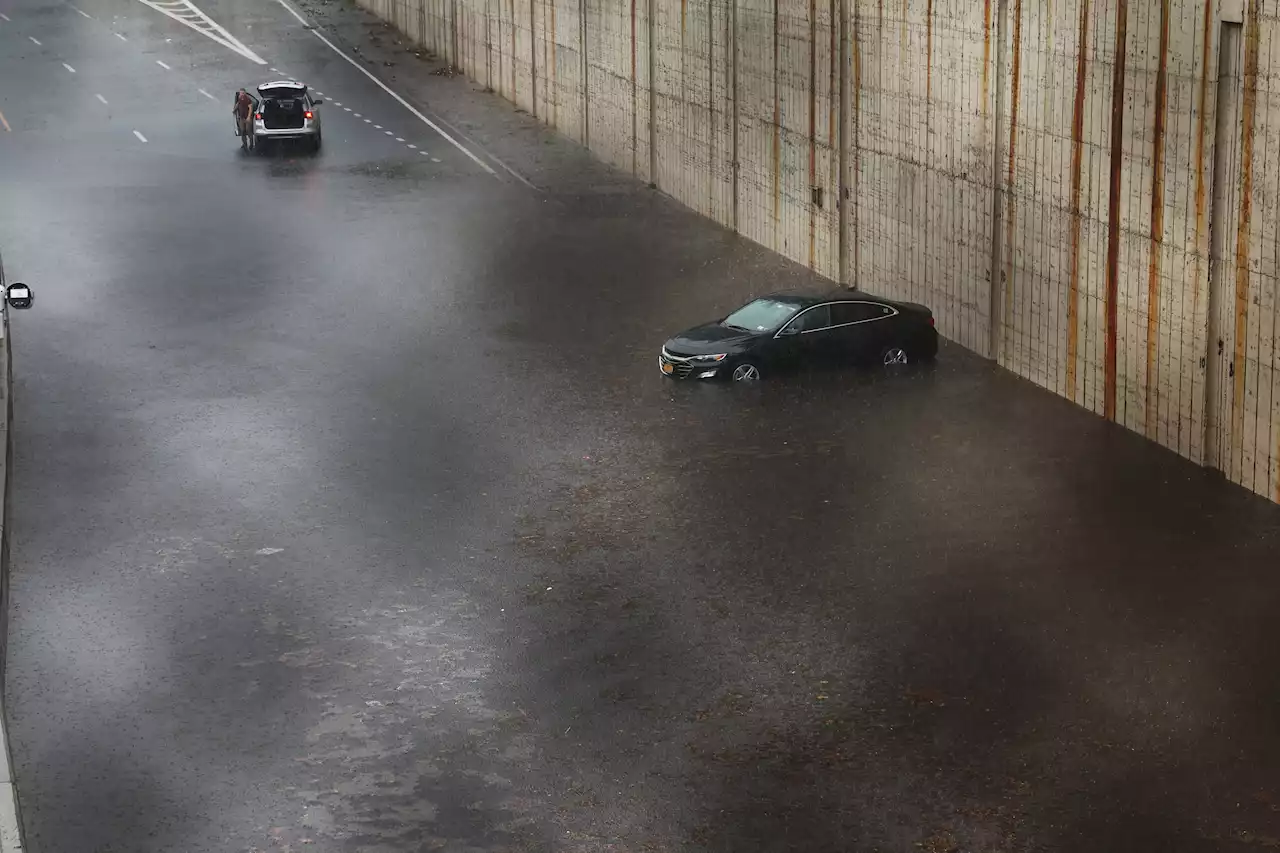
(659, 289, 937, 382)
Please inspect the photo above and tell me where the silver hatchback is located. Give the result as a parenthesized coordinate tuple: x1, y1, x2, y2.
(252, 81, 323, 152)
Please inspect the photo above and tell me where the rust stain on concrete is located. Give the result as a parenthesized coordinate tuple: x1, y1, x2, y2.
(1002, 0, 1024, 358)
(1103, 0, 1128, 422)
(1232, 0, 1260, 475)
(1144, 0, 1171, 436)
(981, 0, 992, 116)
(1065, 0, 1091, 402)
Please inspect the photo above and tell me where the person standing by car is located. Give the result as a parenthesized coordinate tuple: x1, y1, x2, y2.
(232, 88, 256, 149)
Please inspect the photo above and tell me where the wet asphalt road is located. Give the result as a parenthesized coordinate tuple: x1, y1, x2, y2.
(5, 0, 1280, 850)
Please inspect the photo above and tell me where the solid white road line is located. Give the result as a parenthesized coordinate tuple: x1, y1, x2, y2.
(115, 31, 127, 40)
(62, 62, 76, 73)
(198, 88, 216, 101)
(156, 59, 171, 69)
(28, 35, 40, 45)
(73, 6, 93, 17)
(133, 130, 148, 142)
(133, 0, 265, 64)
(273, 0, 498, 178)
(96, 93, 108, 104)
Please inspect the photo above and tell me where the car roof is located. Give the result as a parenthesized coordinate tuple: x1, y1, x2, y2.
(258, 81, 306, 94)
(757, 289, 899, 308)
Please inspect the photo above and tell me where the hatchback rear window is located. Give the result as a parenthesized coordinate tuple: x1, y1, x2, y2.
(260, 89, 305, 101)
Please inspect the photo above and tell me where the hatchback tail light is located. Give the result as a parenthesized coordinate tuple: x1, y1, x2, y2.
(929, 316, 935, 326)
(304, 110, 314, 120)
(254, 112, 262, 120)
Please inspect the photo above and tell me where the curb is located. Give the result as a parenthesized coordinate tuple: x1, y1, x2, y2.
(0, 255, 25, 852)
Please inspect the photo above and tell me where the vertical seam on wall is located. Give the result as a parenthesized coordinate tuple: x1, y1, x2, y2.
(630, 0, 636, 169)
(648, 0, 657, 183)
(1065, 0, 1091, 400)
(730, 0, 738, 227)
(581, 0, 588, 144)
(1001, 0, 1022, 364)
(808, 0, 817, 268)
(1233, 0, 1260, 486)
(772, 0, 781, 246)
(1190, 0, 1214, 458)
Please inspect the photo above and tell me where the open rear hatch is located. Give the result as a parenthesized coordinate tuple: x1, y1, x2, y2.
(257, 84, 307, 129)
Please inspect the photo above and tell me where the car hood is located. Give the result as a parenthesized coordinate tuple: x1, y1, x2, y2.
(664, 322, 761, 356)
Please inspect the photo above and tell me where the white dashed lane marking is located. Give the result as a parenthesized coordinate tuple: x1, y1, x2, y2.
(95, 93, 108, 104)
(0, 13, 11, 21)
(395, 137, 404, 142)
(274, 0, 505, 180)
(373, 124, 381, 129)
(363, 119, 371, 123)
(115, 31, 127, 40)
(198, 88, 216, 101)
(156, 59, 171, 69)
(344, 107, 351, 112)
(431, 157, 440, 163)
(72, 6, 93, 18)
(133, 130, 148, 142)
(353, 113, 361, 117)
(384, 130, 392, 136)
(407, 143, 416, 149)
(62, 62, 76, 73)
(28, 35, 41, 45)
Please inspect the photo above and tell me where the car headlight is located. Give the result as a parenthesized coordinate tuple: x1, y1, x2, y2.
(689, 353, 728, 363)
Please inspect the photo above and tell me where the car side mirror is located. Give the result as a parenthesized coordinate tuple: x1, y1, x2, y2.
(5, 282, 33, 310)
(312, 99, 324, 105)
(778, 325, 799, 336)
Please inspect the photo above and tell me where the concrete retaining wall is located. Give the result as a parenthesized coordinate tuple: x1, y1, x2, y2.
(0, 255, 24, 851)
(355, 0, 1280, 505)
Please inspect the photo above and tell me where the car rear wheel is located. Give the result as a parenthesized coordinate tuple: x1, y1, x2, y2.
(731, 363, 762, 382)
(880, 345, 910, 367)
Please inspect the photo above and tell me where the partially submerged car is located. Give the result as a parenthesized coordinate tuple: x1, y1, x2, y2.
(253, 81, 323, 152)
(659, 289, 937, 382)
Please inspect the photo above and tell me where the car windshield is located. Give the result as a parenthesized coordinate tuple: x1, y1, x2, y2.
(722, 298, 801, 332)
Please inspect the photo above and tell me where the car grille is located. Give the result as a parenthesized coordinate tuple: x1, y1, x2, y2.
(660, 349, 696, 378)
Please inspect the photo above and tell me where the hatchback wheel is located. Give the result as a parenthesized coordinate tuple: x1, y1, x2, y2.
(881, 346, 910, 367)
(731, 363, 761, 382)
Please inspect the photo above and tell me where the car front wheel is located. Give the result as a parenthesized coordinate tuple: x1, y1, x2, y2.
(880, 345, 910, 367)
(731, 362, 762, 382)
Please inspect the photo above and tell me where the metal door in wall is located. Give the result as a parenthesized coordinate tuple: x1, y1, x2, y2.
(1205, 21, 1243, 476)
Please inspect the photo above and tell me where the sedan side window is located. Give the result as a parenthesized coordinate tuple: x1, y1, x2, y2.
(832, 302, 891, 325)
(785, 304, 832, 334)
